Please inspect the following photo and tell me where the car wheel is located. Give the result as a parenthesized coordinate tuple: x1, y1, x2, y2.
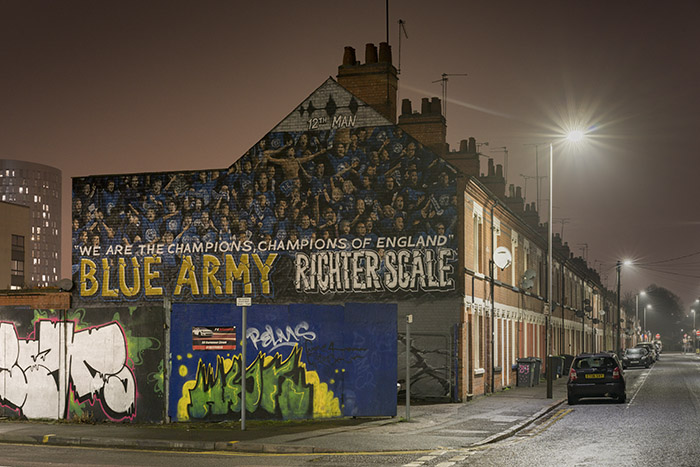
(645, 364, 650, 368)
(568, 395, 577, 405)
(617, 393, 626, 404)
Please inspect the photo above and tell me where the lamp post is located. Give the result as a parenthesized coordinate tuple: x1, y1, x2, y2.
(546, 142, 554, 399)
(636, 291, 646, 345)
(615, 261, 621, 357)
(644, 304, 652, 341)
(615, 260, 632, 356)
(545, 130, 584, 399)
(692, 309, 696, 354)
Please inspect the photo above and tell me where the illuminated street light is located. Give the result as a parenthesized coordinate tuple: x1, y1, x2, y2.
(636, 290, 646, 344)
(615, 260, 632, 357)
(644, 304, 652, 340)
(546, 130, 586, 399)
(692, 309, 696, 354)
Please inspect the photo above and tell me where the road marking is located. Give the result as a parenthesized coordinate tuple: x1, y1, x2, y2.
(435, 463, 456, 467)
(42, 434, 54, 443)
(518, 408, 572, 438)
(626, 363, 654, 409)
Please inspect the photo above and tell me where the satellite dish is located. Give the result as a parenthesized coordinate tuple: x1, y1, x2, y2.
(57, 278, 74, 292)
(494, 247, 512, 270)
(521, 279, 534, 290)
(523, 269, 536, 280)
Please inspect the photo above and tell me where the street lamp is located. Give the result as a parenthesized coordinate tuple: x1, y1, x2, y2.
(546, 130, 585, 399)
(636, 291, 646, 344)
(644, 304, 652, 341)
(615, 260, 632, 357)
(692, 309, 696, 354)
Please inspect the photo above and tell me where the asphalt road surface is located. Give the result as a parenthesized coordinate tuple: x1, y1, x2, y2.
(1, 352, 698, 467)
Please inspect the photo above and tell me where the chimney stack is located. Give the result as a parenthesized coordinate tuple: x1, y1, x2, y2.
(442, 136, 479, 176)
(398, 96, 448, 156)
(479, 159, 506, 199)
(337, 42, 398, 123)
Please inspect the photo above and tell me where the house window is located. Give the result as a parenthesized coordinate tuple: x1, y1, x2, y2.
(473, 204, 484, 274)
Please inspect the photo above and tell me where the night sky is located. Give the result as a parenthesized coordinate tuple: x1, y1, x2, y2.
(2, 1, 699, 310)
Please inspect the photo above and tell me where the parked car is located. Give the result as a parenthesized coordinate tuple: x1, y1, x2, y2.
(635, 342, 658, 361)
(567, 353, 626, 405)
(622, 347, 652, 369)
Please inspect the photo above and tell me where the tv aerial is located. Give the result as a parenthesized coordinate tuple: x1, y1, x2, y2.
(432, 73, 468, 119)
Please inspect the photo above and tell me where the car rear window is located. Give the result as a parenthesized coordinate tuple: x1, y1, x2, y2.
(574, 357, 616, 369)
(626, 348, 644, 355)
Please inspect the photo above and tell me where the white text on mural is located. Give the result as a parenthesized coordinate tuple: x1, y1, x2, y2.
(247, 321, 317, 352)
(295, 247, 456, 294)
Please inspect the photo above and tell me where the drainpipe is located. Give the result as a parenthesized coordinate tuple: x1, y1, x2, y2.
(490, 200, 498, 393)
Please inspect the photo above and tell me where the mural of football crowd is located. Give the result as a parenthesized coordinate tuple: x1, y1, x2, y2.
(73, 124, 459, 303)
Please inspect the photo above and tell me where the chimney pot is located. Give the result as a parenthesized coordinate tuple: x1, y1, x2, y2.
(516, 186, 522, 199)
(365, 43, 378, 63)
(459, 139, 468, 152)
(468, 137, 477, 154)
(378, 42, 392, 63)
(431, 97, 442, 115)
(488, 159, 495, 176)
(342, 46, 356, 66)
(496, 164, 503, 178)
(421, 97, 431, 114)
(401, 99, 412, 116)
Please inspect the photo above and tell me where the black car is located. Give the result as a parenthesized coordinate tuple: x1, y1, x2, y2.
(622, 347, 652, 369)
(567, 353, 626, 405)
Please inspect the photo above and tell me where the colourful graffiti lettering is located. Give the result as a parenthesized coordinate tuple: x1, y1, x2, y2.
(0, 320, 136, 421)
(177, 345, 340, 421)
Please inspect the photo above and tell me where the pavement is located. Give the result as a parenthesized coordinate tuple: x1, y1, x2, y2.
(0, 377, 567, 454)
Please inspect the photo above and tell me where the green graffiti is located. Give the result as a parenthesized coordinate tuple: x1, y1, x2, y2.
(32, 308, 89, 329)
(112, 312, 161, 366)
(148, 360, 166, 395)
(178, 346, 341, 421)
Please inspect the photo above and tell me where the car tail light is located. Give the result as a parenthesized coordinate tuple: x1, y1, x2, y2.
(613, 367, 621, 379)
(569, 367, 577, 381)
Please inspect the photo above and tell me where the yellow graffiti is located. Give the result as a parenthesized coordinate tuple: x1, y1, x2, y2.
(177, 346, 341, 421)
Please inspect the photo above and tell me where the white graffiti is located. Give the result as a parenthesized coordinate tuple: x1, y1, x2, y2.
(247, 321, 317, 352)
(0, 320, 136, 420)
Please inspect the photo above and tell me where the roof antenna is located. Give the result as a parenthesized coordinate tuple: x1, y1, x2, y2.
(397, 19, 408, 74)
(432, 73, 467, 120)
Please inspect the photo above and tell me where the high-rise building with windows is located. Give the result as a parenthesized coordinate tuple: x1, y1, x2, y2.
(0, 160, 61, 287)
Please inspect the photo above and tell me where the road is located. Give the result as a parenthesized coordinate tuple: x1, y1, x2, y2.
(463, 352, 700, 466)
(1, 352, 698, 466)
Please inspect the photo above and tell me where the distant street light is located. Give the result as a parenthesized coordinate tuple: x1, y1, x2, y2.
(615, 260, 632, 356)
(692, 309, 696, 353)
(636, 291, 646, 344)
(644, 304, 652, 340)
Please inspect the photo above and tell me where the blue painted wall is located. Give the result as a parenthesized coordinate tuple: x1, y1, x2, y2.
(169, 302, 396, 421)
